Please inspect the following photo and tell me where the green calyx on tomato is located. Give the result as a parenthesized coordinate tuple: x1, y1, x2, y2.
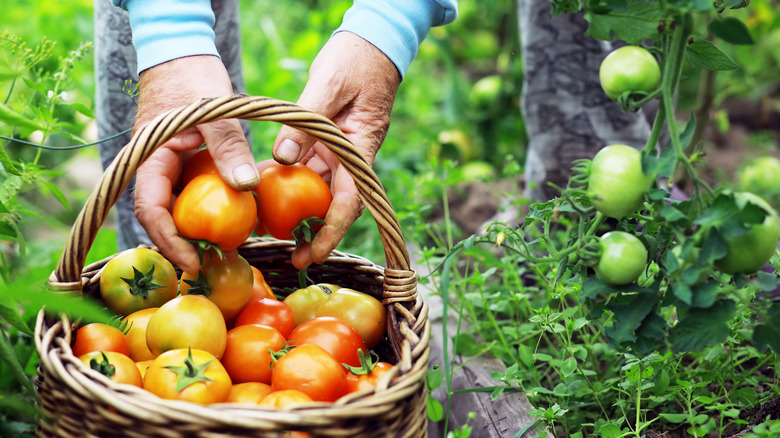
(99, 248, 178, 316)
(714, 191, 780, 275)
(88, 352, 117, 378)
(166, 348, 215, 392)
(587, 144, 653, 219)
(599, 45, 661, 102)
(343, 349, 380, 376)
(120, 265, 166, 299)
(595, 231, 648, 286)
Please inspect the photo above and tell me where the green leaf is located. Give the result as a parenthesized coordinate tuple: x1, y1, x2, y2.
(0, 296, 33, 337)
(752, 302, 780, 354)
(684, 40, 739, 71)
(599, 422, 622, 438)
(0, 145, 21, 176)
(426, 395, 444, 422)
(755, 271, 778, 292)
(669, 300, 736, 352)
(0, 328, 36, 395)
(68, 102, 95, 118)
(39, 180, 71, 211)
(0, 102, 43, 131)
(426, 368, 444, 391)
(605, 292, 657, 345)
(709, 18, 754, 45)
(660, 413, 689, 423)
(453, 333, 481, 356)
(672, 282, 692, 305)
(583, 0, 663, 44)
(690, 280, 720, 308)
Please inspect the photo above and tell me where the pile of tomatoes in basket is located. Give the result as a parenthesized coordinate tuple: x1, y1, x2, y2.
(71, 152, 393, 408)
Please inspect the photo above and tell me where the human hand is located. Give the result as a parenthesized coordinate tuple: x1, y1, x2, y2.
(133, 55, 258, 274)
(272, 32, 401, 270)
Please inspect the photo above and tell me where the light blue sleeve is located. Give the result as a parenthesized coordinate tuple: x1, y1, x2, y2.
(334, 0, 458, 79)
(110, 0, 219, 74)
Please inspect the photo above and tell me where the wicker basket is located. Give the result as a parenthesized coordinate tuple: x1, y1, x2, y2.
(34, 95, 430, 437)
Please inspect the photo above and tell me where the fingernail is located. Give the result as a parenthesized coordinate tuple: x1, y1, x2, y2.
(232, 163, 260, 189)
(275, 139, 301, 164)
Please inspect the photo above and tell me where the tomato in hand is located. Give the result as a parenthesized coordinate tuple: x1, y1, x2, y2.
(315, 288, 386, 349)
(250, 266, 277, 301)
(180, 251, 254, 321)
(143, 348, 232, 405)
(180, 148, 219, 189)
(226, 382, 274, 405)
(121, 307, 158, 361)
(79, 351, 143, 387)
(271, 344, 348, 402)
(595, 231, 648, 286)
(234, 298, 296, 338)
(145, 295, 227, 359)
(173, 173, 257, 251)
(221, 324, 287, 384)
(599, 45, 661, 101)
(283, 284, 334, 327)
(72, 323, 130, 358)
(99, 248, 177, 316)
(588, 144, 653, 219)
(287, 317, 366, 367)
(715, 192, 780, 275)
(254, 163, 332, 241)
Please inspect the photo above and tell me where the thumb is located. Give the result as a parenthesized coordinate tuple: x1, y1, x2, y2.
(199, 118, 259, 190)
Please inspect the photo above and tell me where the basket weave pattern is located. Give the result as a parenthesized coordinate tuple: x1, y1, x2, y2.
(35, 95, 429, 437)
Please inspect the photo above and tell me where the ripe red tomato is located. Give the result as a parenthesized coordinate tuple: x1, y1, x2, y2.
(234, 298, 296, 338)
(226, 382, 274, 405)
(180, 148, 219, 189)
(287, 317, 366, 368)
(145, 295, 227, 359)
(254, 163, 332, 240)
(221, 324, 287, 384)
(588, 144, 653, 219)
(79, 351, 143, 387)
(250, 266, 277, 301)
(173, 173, 257, 251)
(283, 284, 333, 327)
(595, 231, 648, 286)
(599, 45, 661, 101)
(99, 248, 178, 316)
(72, 323, 130, 358)
(345, 351, 395, 394)
(315, 288, 386, 349)
(180, 252, 254, 321)
(271, 344, 348, 402)
(143, 348, 232, 405)
(121, 307, 158, 361)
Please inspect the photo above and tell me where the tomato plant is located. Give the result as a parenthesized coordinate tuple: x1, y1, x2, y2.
(143, 348, 232, 405)
(221, 324, 287, 384)
(738, 156, 780, 207)
(180, 252, 254, 321)
(714, 192, 780, 275)
(271, 344, 348, 402)
(234, 298, 296, 338)
(79, 351, 143, 387)
(121, 307, 158, 361)
(145, 295, 227, 359)
(254, 163, 332, 241)
(599, 45, 661, 101)
(71, 323, 130, 358)
(287, 317, 366, 367)
(226, 382, 274, 405)
(282, 284, 334, 327)
(315, 288, 386, 349)
(594, 231, 648, 286)
(587, 144, 653, 219)
(99, 248, 178, 316)
(173, 173, 257, 251)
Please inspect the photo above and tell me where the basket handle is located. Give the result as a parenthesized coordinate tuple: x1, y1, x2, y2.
(49, 95, 411, 289)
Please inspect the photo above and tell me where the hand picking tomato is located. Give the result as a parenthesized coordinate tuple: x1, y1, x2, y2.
(595, 231, 648, 286)
(250, 266, 277, 301)
(588, 144, 653, 219)
(344, 350, 395, 394)
(715, 192, 780, 275)
(287, 317, 367, 367)
(173, 173, 257, 251)
(180, 252, 254, 321)
(234, 298, 296, 338)
(99, 248, 178, 316)
(143, 348, 232, 405)
(254, 163, 332, 241)
(72, 323, 130, 358)
(79, 351, 143, 387)
(283, 284, 333, 327)
(599, 45, 661, 101)
(315, 288, 386, 349)
(180, 148, 219, 189)
(226, 382, 274, 405)
(121, 307, 158, 361)
(271, 343, 348, 402)
(221, 324, 287, 384)
(145, 295, 227, 359)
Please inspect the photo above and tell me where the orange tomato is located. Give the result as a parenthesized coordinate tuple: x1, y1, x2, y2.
(258, 389, 313, 408)
(315, 288, 386, 349)
(180, 148, 219, 189)
(136, 359, 154, 379)
(250, 266, 277, 301)
(271, 344, 348, 402)
(121, 307, 158, 361)
(234, 298, 296, 338)
(221, 324, 287, 384)
(226, 382, 274, 405)
(143, 348, 232, 404)
(287, 317, 366, 368)
(79, 351, 143, 387)
(180, 252, 254, 321)
(72, 323, 130, 358)
(145, 295, 227, 359)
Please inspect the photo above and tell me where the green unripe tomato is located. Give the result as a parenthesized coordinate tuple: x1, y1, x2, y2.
(738, 156, 780, 207)
(599, 46, 661, 101)
(588, 144, 653, 219)
(715, 192, 780, 275)
(595, 231, 648, 286)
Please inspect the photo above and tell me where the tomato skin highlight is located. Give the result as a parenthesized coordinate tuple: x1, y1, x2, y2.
(715, 192, 780, 275)
(599, 45, 661, 101)
(72, 323, 130, 358)
(173, 173, 257, 251)
(145, 295, 228, 359)
(99, 248, 178, 316)
(595, 231, 648, 286)
(234, 298, 296, 338)
(180, 253, 254, 321)
(287, 317, 367, 368)
(588, 144, 653, 219)
(315, 288, 386, 349)
(254, 163, 332, 240)
(271, 344, 348, 402)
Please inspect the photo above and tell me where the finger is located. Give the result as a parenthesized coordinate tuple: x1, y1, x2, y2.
(308, 167, 363, 265)
(291, 242, 313, 270)
(199, 119, 259, 190)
